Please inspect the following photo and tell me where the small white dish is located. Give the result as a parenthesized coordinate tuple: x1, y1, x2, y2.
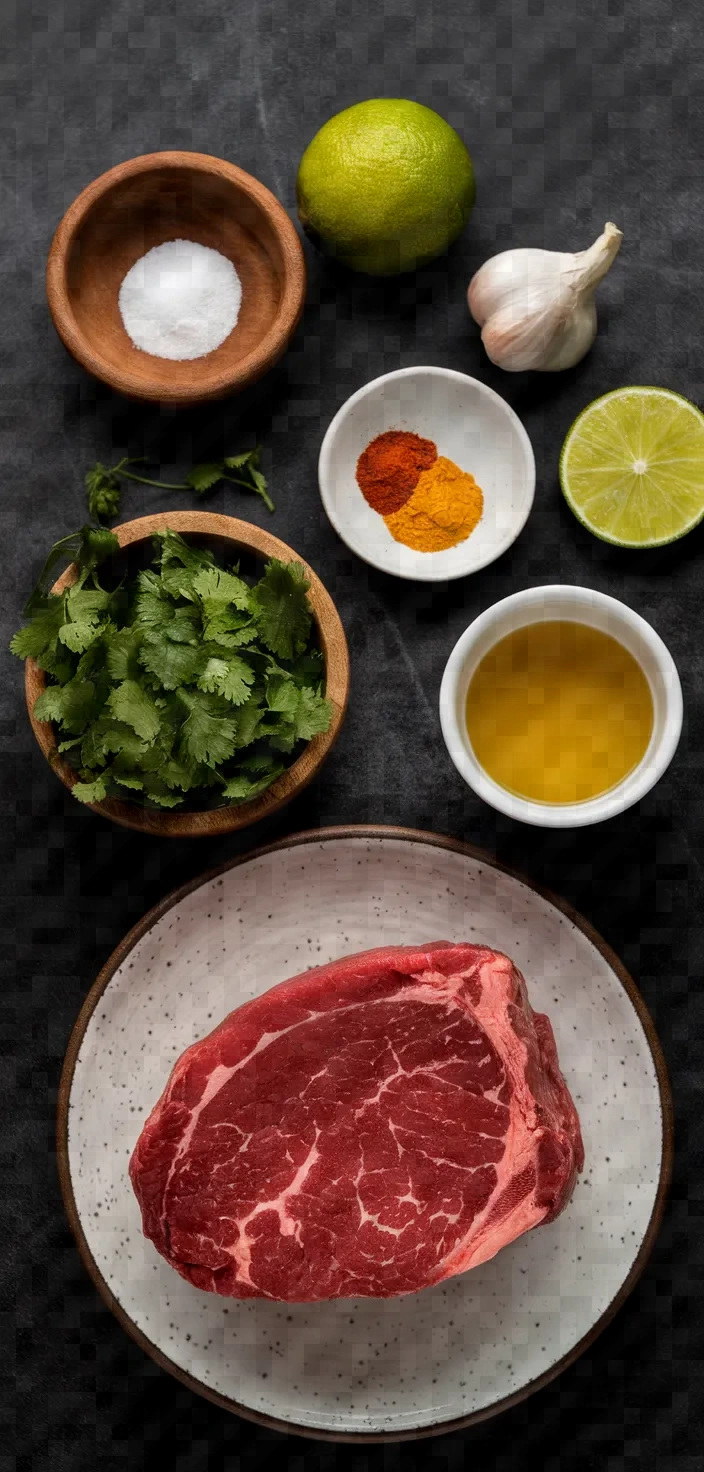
(59, 828, 670, 1439)
(439, 585, 683, 828)
(318, 367, 536, 582)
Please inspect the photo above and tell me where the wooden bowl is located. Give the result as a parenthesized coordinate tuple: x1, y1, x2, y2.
(46, 151, 306, 404)
(25, 511, 349, 836)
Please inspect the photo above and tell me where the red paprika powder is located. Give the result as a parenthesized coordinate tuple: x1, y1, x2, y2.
(356, 430, 438, 514)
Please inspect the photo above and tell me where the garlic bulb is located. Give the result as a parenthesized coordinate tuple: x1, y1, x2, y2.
(467, 223, 623, 372)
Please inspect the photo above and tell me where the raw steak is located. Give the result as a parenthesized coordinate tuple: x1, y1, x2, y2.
(129, 942, 584, 1302)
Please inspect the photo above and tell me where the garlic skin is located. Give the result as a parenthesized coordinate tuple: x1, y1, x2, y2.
(467, 223, 623, 372)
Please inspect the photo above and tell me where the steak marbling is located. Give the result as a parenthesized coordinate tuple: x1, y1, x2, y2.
(129, 942, 584, 1301)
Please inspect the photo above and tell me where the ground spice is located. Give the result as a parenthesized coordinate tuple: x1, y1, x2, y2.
(384, 455, 483, 552)
(356, 430, 437, 514)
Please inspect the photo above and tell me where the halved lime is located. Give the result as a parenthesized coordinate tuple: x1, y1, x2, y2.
(560, 386, 704, 548)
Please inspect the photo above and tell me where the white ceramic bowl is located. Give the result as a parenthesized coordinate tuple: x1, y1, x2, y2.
(318, 367, 536, 582)
(439, 585, 683, 828)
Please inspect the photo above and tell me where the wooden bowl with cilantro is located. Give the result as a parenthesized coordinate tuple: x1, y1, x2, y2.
(19, 512, 349, 837)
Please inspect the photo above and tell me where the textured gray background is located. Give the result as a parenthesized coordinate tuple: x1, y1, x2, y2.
(1, 0, 702, 1466)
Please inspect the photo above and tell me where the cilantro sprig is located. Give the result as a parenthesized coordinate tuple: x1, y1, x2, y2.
(11, 528, 331, 810)
(86, 448, 274, 523)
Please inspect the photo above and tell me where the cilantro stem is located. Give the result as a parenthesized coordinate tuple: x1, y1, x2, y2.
(117, 469, 189, 491)
(221, 474, 275, 513)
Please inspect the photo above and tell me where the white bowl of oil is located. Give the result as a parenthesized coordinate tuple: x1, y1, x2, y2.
(439, 585, 683, 827)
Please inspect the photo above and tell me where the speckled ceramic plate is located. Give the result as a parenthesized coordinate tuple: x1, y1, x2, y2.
(58, 827, 672, 1442)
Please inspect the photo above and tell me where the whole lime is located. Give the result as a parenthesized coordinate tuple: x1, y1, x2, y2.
(296, 99, 475, 276)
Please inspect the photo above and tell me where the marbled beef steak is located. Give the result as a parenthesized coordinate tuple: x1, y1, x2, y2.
(129, 943, 584, 1301)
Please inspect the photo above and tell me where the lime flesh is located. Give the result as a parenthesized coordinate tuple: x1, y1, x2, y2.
(560, 386, 704, 548)
(296, 99, 475, 276)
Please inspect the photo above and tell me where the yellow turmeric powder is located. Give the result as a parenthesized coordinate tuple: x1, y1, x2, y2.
(384, 455, 483, 552)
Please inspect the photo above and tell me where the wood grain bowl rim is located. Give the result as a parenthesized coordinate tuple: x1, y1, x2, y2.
(56, 824, 674, 1443)
(45, 150, 306, 404)
(25, 511, 349, 836)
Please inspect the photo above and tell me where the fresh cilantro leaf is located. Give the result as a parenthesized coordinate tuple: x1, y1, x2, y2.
(238, 750, 283, 775)
(58, 609, 106, 654)
(77, 526, 121, 573)
(86, 464, 122, 522)
(192, 565, 251, 611)
(72, 776, 108, 804)
(224, 449, 259, 470)
(110, 772, 144, 791)
(292, 686, 333, 741)
(139, 632, 204, 691)
(202, 609, 254, 646)
(35, 646, 78, 682)
(22, 526, 119, 616)
(107, 680, 161, 742)
(223, 447, 275, 512)
(106, 626, 143, 682)
(33, 679, 98, 733)
(250, 559, 312, 660)
(287, 649, 325, 688)
(221, 767, 283, 802)
(232, 695, 265, 747)
(81, 721, 148, 770)
(198, 654, 255, 706)
(177, 690, 238, 767)
(265, 673, 300, 717)
(185, 463, 225, 495)
(263, 718, 297, 754)
(142, 789, 183, 809)
(10, 596, 66, 660)
(154, 530, 216, 601)
(166, 608, 201, 644)
(159, 755, 202, 791)
(133, 569, 176, 630)
(57, 736, 83, 753)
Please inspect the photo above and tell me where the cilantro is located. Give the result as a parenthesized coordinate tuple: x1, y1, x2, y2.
(72, 776, 109, 804)
(177, 690, 238, 767)
(12, 528, 331, 810)
(198, 654, 255, 706)
(107, 681, 161, 742)
(84, 446, 274, 522)
(251, 560, 312, 660)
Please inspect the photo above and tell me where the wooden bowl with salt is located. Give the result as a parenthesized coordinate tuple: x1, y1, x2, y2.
(46, 151, 306, 405)
(25, 511, 349, 837)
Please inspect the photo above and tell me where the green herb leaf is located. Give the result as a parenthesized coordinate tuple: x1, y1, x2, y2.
(86, 464, 123, 522)
(221, 767, 284, 802)
(197, 654, 255, 706)
(232, 694, 265, 747)
(292, 685, 333, 741)
(177, 690, 238, 767)
(33, 678, 98, 733)
(154, 530, 216, 601)
(224, 449, 259, 471)
(10, 597, 66, 659)
(192, 565, 251, 611)
(72, 776, 109, 804)
(185, 463, 225, 495)
(250, 559, 312, 660)
(139, 632, 204, 691)
(107, 680, 161, 742)
(58, 588, 111, 654)
(106, 626, 143, 682)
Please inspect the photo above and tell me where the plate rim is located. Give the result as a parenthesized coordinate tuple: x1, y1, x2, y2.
(56, 824, 674, 1444)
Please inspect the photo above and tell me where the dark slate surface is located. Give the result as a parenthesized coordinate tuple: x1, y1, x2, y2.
(2, 0, 702, 1466)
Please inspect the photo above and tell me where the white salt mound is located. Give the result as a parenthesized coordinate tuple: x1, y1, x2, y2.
(118, 239, 242, 361)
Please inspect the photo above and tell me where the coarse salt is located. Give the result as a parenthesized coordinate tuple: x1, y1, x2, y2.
(118, 239, 242, 361)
